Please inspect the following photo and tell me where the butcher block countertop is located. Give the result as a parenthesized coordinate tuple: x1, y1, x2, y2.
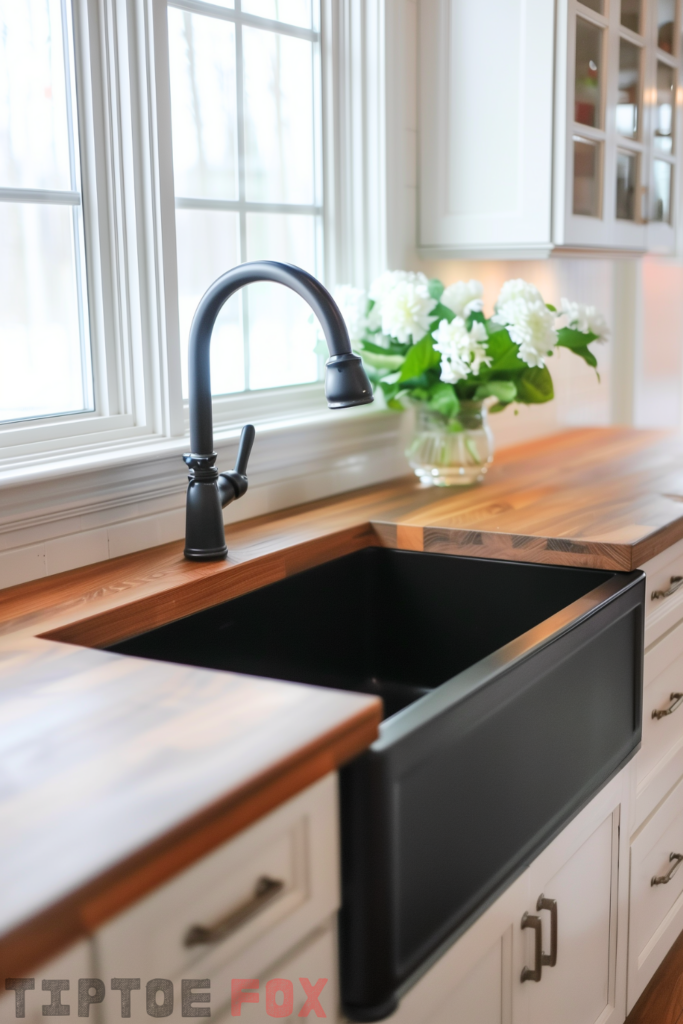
(3, 425, 683, 977)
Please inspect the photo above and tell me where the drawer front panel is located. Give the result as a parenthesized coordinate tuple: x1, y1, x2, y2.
(0, 942, 92, 1024)
(96, 773, 339, 1024)
(637, 619, 683, 823)
(642, 537, 683, 647)
(629, 773, 683, 1008)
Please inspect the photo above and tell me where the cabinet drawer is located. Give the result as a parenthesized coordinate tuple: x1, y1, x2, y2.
(96, 773, 339, 1024)
(642, 537, 683, 647)
(636, 619, 683, 824)
(629, 772, 683, 1009)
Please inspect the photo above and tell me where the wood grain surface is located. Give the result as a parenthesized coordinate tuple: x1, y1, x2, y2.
(627, 925, 683, 1024)
(0, 427, 682, 651)
(0, 637, 381, 978)
(4, 425, 683, 976)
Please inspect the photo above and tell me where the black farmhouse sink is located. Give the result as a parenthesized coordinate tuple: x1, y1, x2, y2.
(109, 547, 645, 1021)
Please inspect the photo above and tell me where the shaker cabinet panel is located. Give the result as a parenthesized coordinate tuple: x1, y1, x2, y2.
(418, 0, 555, 257)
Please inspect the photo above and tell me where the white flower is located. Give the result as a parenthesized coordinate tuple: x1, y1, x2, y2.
(494, 279, 544, 321)
(433, 317, 491, 384)
(377, 279, 436, 343)
(367, 270, 434, 341)
(499, 297, 558, 368)
(440, 280, 484, 318)
(559, 298, 609, 340)
(333, 285, 369, 344)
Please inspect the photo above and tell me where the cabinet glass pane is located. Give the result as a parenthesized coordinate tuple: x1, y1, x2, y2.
(621, 0, 642, 34)
(579, 0, 604, 12)
(658, 0, 676, 52)
(616, 151, 637, 219)
(573, 137, 601, 216)
(167, 9, 238, 200)
(575, 18, 603, 127)
(652, 160, 672, 221)
(655, 61, 675, 151)
(617, 39, 641, 137)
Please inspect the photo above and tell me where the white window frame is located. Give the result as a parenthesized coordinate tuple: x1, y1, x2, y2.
(0, 0, 390, 473)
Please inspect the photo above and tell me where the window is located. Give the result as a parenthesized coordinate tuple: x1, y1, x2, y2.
(0, 0, 381, 466)
(0, 0, 92, 424)
(168, 0, 324, 400)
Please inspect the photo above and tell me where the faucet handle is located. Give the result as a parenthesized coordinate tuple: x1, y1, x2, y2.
(218, 424, 255, 507)
(235, 423, 256, 477)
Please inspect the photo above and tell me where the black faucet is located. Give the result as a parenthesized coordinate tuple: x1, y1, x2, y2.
(183, 261, 374, 560)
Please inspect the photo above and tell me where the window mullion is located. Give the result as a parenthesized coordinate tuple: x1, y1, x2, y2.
(235, 1, 250, 392)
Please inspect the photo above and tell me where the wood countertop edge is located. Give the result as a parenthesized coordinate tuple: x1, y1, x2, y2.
(0, 696, 382, 979)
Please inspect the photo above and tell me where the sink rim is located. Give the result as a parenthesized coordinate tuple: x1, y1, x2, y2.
(376, 566, 645, 749)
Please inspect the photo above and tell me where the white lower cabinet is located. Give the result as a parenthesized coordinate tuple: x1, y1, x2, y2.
(383, 770, 629, 1024)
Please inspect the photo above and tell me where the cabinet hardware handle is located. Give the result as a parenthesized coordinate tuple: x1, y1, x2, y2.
(652, 853, 683, 886)
(652, 693, 683, 720)
(520, 912, 543, 982)
(184, 876, 284, 946)
(537, 894, 558, 967)
(651, 576, 683, 600)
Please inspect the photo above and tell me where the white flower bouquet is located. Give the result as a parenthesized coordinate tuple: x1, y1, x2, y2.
(334, 273, 608, 425)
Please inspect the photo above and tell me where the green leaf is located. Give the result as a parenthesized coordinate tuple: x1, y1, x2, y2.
(430, 302, 455, 324)
(398, 336, 441, 382)
(360, 349, 406, 370)
(546, 303, 557, 312)
(360, 338, 409, 355)
(474, 380, 517, 403)
(569, 345, 598, 369)
(387, 398, 406, 411)
(516, 366, 554, 404)
(427, 381, 460, 418)
(557, 327, 599, 350)
(485, 329, 527, 372)
(428, 278, 445, 301)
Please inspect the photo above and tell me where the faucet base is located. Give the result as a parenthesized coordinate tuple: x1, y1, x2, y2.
(184, 544, 228, 561)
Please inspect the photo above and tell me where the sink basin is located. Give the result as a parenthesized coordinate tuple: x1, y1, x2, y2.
(109, 547, 645, 1020)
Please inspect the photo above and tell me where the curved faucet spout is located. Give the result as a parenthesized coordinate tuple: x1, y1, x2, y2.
(183, 261, 373, 560)
(188, 261, 373, 456)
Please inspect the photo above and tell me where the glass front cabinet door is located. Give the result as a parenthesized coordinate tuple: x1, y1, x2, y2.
(556, 0, 681, 252)
(419, 0, 682, 258)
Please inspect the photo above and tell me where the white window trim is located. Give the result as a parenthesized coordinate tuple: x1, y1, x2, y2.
(0, 0, 416, 588)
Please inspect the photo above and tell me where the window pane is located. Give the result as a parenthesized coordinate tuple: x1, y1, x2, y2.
(658, 0, 676, 52)
(175, 208, 243, 397)
(242, 0, 313, 28)
(617, 39, 641, 137)
(652, 160, 672, 221)
(655, 61, 675, 152)
(575, 18, 603, 128)
(578, 0, 603, 12)
(168, 9, 238, 200)
(0, 0, 73, 190)
(243, 27, 317, 204)
(0, 202, 92, 422)
(616, 151, 637, 219)
(245, 213, 320, 390)
(573, 137, 601, 216)
(621, 0, 642, 34)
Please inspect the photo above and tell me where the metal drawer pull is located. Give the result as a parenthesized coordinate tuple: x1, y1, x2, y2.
(652, 693, 683, 720)
(184, 876, 284, 947)
(520, 912, 543, 982)
(651, 853, 683, 886)
(537, 894, 558, 967)
(651, 576, 683, 600)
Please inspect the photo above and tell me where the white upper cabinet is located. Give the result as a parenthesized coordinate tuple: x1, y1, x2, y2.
(418, 0, 682, 257)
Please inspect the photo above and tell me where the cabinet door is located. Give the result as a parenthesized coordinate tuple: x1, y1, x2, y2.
(517, 807, 621, 1024)
(383, 873, 528, 1024)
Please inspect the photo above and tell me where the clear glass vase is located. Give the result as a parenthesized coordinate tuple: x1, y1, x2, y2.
(406, 400, 494, 487)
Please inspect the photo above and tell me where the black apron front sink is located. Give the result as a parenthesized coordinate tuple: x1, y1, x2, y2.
(108, 547, 645, 1021)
